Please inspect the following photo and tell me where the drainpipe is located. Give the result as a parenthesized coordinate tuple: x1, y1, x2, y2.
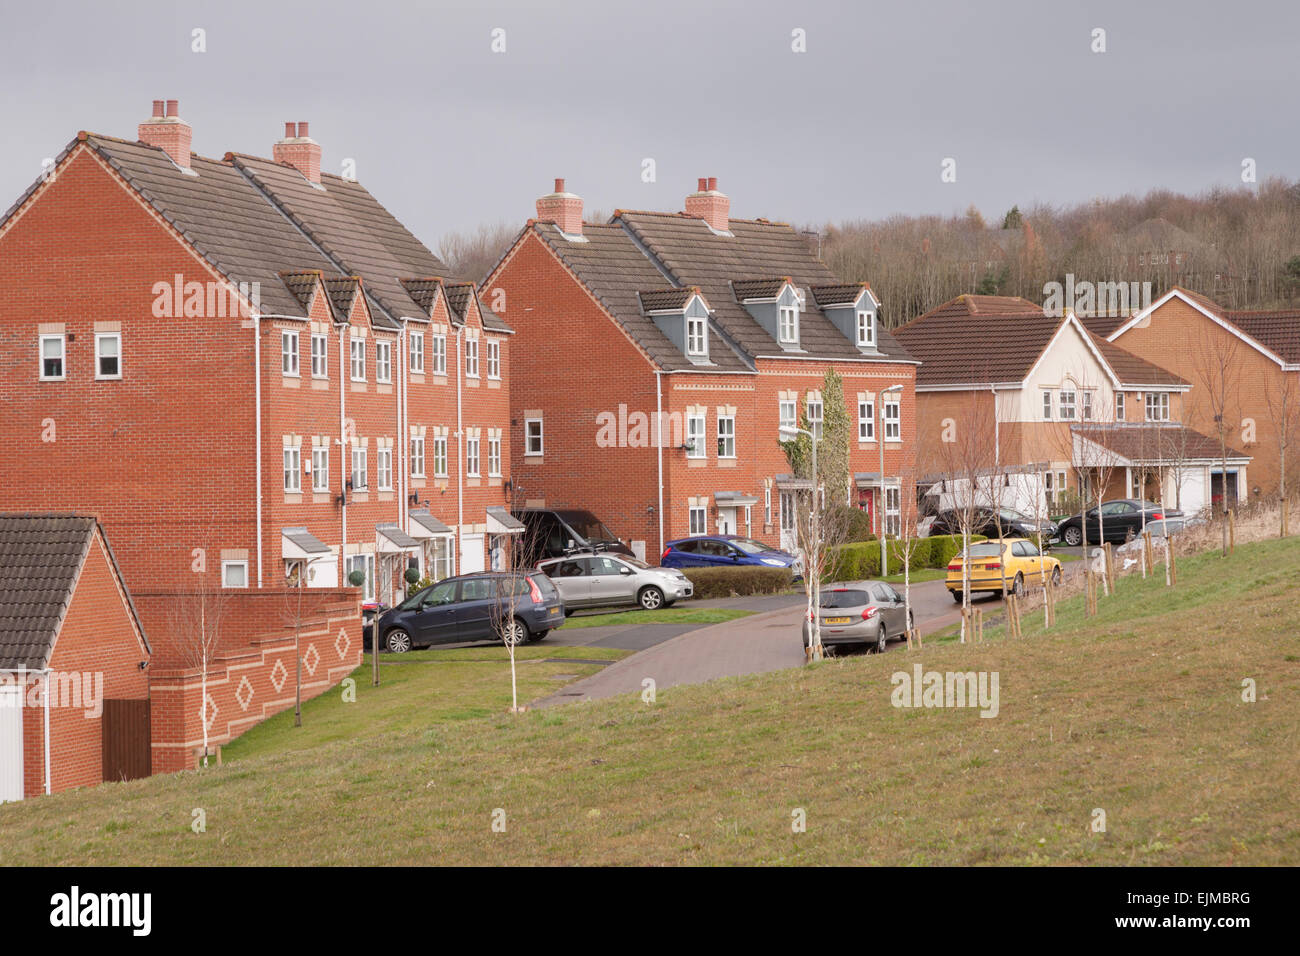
(43, 669, 51, 795)
(254, 314, 263, 588)
(656, 370, 665, 558)
(456, 325, 465, 575)
(339, 324, 348, 584)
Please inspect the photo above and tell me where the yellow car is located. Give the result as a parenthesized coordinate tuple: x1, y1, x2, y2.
(945, 537, 1061, 601)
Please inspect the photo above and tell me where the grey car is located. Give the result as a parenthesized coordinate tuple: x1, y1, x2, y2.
(801, 581, 914, 653)
(538, 553, 693, 611)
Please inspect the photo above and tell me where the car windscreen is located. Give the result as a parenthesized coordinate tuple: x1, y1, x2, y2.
(729, 538, 771, 554)
(999, 509, 1031, 522)
(555, 510, 620, 544)
(819, 589, 870, 609)
(398, 586, 430, 610)
(964, 543, 1004, 558)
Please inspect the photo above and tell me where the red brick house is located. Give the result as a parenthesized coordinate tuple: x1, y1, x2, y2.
(0, 101, 515, 765)
(0, 515, 150, 801)
(484, 178, 919, 559)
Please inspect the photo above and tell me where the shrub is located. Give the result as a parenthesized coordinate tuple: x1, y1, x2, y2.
(681, 566, 794, 599)
(925, 534, 988, 568)
(827, 541, 880, 581)
(890, 536, 933, 569)
(828, 504, 876, 543)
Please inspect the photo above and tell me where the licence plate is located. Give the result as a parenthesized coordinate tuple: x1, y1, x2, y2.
(824, 616, 851, 625)
(549, 606, 560, 616)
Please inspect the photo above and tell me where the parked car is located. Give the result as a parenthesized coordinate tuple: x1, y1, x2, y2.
(538, 552, 692, 611)
(928, 507, 1057, 544)
(1055, 499, 1183, 546)
(372, 571, 564, 653)
(945, 537, 1062, 601)
(513, 507, 634, 564)
(801, 582, 914, 654)
(660, 535, 802, 575)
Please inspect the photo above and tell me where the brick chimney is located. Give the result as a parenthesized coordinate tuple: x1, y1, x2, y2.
(685, 176, 730, 233)
(535, 178, 583, 236)
(137, 99, 193, 170)
(273, 121, 322, 185)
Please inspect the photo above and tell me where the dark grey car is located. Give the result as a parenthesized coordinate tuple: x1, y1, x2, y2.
(801, 581, 914, 653)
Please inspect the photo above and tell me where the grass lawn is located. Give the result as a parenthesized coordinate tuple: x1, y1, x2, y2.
(1, 537, 1296, 866)
(562, 607, 753, 629)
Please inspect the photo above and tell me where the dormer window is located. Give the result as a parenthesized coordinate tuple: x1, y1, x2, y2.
(779, 305, 799, 344)
(686, 315, 708, 356)
(857, 310, 876, 348)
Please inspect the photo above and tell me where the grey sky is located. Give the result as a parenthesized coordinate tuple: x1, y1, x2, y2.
(2, 0, 1296, 252)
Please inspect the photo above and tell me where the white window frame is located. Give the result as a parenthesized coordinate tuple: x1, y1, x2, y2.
(409, 331, 424, 375)
(778, 305, 799, 344)
(375, 340, 392, 384)
(1145, 392, 1170, 422)
(807, 398, 823, 441)
(884, 398, 901, 442)
(39, 333, 65, 381)
(312, 446, 330, 492)
(410, 436, 425, 478)
(525, 418, 544, 456)
(432, 334, 446, 375)
(377, 445, 393, 491)
(686, 414, 706, 458)
(283, 444, 302, 493)
(281, 331, 300, 377)
(95, 332, 122, 380)
(1042, 390, 1053, 420)
(1081, 390, 1093, 421)
(488, 435, 502, 476)
(345, 554, 375, 602)
(311, 333, 328, 379)
(350, 337, 366, 382)
(1058, 389, 1076, 421)
(351, 446, 368, 490)
(1115, 391, 1126, 421)
(717, 414, 736, 459)
(764, 485, 772, 526)
(465, 338, 479, 378)
(858, 398, 875, 441)
(686, 315, 707, 356)
(486, 339, 501, 379)
(856, 310, 875, 348)
(467, 437, 481, 476)
(688, 504, 707, 535)
(779, 399, 796, 436)
(434, 436, 448, 477)
(222, 559, 249, 589)
(885, 485, 901, 536)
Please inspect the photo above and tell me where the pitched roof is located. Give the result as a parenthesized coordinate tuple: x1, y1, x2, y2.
(1073, 424, 1250, 463)
(1084, 330, 1188, 387)
(0, 514, 147, 670)
(1223, 309, 1300, 364)
(894, 296, 1064, 385)
(639, 288, 701, 312)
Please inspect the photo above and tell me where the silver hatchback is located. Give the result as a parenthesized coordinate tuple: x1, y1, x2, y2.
(801, 581, 914, 653)
(538, 553, 693, 612)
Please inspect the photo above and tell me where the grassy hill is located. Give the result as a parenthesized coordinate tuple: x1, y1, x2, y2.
(2, 537, 1297, 866)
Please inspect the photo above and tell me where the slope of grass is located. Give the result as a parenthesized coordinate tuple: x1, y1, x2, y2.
(1, 537, 1296, 866)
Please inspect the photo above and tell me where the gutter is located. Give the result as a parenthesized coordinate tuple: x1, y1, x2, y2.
(44, 668, 51, 795)
(339, 323, 348, 584)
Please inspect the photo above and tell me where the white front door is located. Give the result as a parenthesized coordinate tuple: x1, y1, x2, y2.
(0, 684, 24, 803)
(460, 534, 485, 574)
(716, 506, 737, 535)
(779, 491, 797, 552)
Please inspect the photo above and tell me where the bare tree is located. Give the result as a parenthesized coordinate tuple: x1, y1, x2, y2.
(437, 221, 520, 285)
(1264, 372, 1300, 536)
(168, 580, 230, 767)
(1190, 322, 1245, 555)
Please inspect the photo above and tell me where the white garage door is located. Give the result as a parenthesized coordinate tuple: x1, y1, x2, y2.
(1180, 469, 1207, 515)
(459, 534, 485, 574)
(0, 684, 23, 803)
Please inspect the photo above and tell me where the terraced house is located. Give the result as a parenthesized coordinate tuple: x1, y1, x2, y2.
(0, 101, 514, 770)
(484, 178, 919, 559)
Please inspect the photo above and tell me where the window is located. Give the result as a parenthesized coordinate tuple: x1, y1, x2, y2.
(856, 310, 875, 348)
(686, 315, 707, 355)
(377, 446, 393, 491)
(351, 446, 368, 490)
(1044, 470, 1054, 506)
(428, 537, 453, 581)
(858, 398, 875, 441)
(95, 332, 121, 379)
(807, 398, 823, 440)
(779, 399, 796, 435)
(1081, 390, 1093, 421)
(488, 435, 502, 476)
(764, 485, 772, 526)
(283, 445, 302, 493)
(884, 398, 901, 441)
(486, 339, 501, 379)
(311, 333, 328, 378)
(465, 338, 479, 377)
(40, 334, 65, 380)
(689, 503, 707, 535)
(432, 334, 446, 375)
(885, 486, 901, 536)
(345, 554, 375, 602)
(410, 436, 425, 478)
(717, 414, 736, 458)
(686, 413, 706, 458)
(350, 337, 366, 381)
(434, 436, 448, 477)
(525, 418, 543, 456)
(409, 332, 424, 374)
(222, 559, 249, 589)
(1058, 389, 1076, 420)
(281, 331, 299, 376)
(1145, 392, 1170, 422)
(376, 340, 392, 383)
(1042, 390, 1053, 420)
(1115, 391, 1126, 421)
(467, 437, 480, 476)
(312, 446, 329, 492)
(778, 305, 799, 344)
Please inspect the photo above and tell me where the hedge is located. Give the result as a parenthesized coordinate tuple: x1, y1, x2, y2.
(924, 534, 987, 569)
(827, 534, 988, 580)
(681, 566, 794, 599)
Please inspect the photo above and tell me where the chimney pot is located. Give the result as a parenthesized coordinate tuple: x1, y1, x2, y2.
(272, 120, 322, 184)
(298, 121, 309, 138)
(708, 176, 718, 191)
(152, 100, 165, 118)
(536, 179, 583, 236)
(138, 99, 192, 169)
(697, 177, 707, 192)
(166, 100, 179, 118)
(554, 178, 565, 194)
(284, 122, 296, 139)
(685, 176, 730, 233)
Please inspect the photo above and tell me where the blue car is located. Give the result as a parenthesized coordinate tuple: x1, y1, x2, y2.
(660, 535, 802, 575)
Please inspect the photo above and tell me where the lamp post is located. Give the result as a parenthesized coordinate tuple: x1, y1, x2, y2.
(878, 384, 905, 577)
(780, 423, 819, 657)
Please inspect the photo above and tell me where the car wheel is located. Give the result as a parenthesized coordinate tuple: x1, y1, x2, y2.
(385, 629, 412, 654)
(501, 617, 529, 647)
(950, 589, 962, 603)
(1012, 573, 1025, 598)
(638, 586, 665, 610)
(1051, 566, 1061, 587)
(1063, 526, 1082, 547)
(874, 624, 888, 654)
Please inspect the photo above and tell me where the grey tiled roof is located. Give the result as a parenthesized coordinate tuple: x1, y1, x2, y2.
(0, 514, 146, 670)
(639, 288, 699, 312)
(282, 526, 331, 554)
(410, 510, 451, 535)
(731, 278, 790, 300)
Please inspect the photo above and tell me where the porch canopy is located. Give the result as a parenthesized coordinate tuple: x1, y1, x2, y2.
(281, 526, 331, 560)
(485, 506, 525, 535)
(376, 523, 421, 554)
(407, 509, 452, 540)
(714, 491, 758, 507)
(1071, 423, 1251, 469)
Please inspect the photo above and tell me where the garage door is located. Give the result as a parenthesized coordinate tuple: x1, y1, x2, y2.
(0, 684, 23, 803)
(459, 534, 485, 574)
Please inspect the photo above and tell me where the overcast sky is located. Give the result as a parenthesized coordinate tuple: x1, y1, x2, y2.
(2, 0, 1296, 251)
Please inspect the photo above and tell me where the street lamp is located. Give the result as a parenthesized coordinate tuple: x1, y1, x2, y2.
(780, 423, 820, 657)
(878, 384, 905, 577)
